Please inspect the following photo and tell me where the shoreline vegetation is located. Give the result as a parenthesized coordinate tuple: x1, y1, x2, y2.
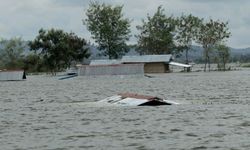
(1, 2, 249, 74)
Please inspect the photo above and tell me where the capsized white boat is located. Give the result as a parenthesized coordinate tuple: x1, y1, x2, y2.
(98, 93, 179, 106)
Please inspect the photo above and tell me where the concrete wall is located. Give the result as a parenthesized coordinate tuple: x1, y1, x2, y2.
(78, 64, 144, 76)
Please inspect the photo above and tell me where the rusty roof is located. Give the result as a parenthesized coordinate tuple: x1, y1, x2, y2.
(118, 93, 161, 101)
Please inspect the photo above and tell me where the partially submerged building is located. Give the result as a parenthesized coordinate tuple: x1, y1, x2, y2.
(122, 55, 173, 73)
(76, 54, 192, 76)
(0, 70, 26, 81)
(78, 64, 144, 76)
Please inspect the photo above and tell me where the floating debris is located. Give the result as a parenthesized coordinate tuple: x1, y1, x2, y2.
(98, 93, 179, 106)
(58, 74, 78, 80)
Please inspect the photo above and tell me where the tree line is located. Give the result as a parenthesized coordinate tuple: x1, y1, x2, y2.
(0, 31, 89, 74)
(0, 2, 232, 73)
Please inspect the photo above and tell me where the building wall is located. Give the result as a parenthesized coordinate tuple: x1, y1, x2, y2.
(144, 63, 169, 73)
(78, 64, 144, 76)
(0, 70, 25, 81)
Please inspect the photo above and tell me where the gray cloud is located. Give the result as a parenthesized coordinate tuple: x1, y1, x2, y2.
(182, 0, 247, 3)
(51, 0, 89, 7)
(0, 0, 249, 48)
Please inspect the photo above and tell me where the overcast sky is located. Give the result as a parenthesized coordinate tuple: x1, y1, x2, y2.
(0, 0, 249, 48)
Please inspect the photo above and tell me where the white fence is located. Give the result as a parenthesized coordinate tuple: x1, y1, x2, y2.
(78, 64, 144, 76)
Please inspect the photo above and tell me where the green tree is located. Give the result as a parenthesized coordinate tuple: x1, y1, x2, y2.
(23, 54, 46, 73)
(215, 44, 230, 71)
(176, 14, 202, 64)
(196, 19, 231, 71)
(84, 1, 131, 59)
(136, 6, 176, 55)
(29, 28, 90, 75)
(0, 37, 25, 69)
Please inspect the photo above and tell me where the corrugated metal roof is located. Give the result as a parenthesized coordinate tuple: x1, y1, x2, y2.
(121, 55, 172, 63)
(90, 59, 121, 66)
(169, 62, 192, 68)
(97, 93, 179, 106)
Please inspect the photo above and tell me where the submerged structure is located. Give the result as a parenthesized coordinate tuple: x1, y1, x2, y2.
(77, 64, 144, 76)
(98, 93, 179, 106)
(75, 54, 192, 76)
(0, 70, 26, 81)
(122, 55, 173, 73)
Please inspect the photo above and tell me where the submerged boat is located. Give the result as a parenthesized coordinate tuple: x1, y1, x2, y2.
(58, 74, 78, 80)
(66, 67, 78, 75)
(58, 67, 78, 80)
(98, 93, 179, 106)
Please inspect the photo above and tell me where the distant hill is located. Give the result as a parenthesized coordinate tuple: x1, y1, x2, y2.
(175, 46, 250, 63)
(230, 47, 250, 56)
(49, 44, 250, 63)
(89, 45, 250, 63)
(87, 44, 139, 59)
(0, 40, 31, 55)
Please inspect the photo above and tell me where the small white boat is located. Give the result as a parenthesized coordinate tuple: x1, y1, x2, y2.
(98, 93, 179, 106)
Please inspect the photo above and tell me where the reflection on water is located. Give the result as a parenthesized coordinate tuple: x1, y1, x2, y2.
(1, 70, 250, 150)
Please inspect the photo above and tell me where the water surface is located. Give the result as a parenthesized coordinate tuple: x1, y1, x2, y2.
(1, 70, 250, 150)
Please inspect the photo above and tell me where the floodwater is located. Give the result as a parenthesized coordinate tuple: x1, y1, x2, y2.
(1, 69, 250, 150)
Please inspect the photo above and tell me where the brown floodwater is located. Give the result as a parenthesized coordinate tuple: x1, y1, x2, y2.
(1, 69, 250, 150)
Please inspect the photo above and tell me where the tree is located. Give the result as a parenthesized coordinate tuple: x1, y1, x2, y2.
(136, 6, 176, 55)
(84, 1, 131, 59)
(0, 37, 25, 69)
(215, 44, 230, 71)
(196, 19, 231, 71)
(23, 54, 46, 73)
(176, 14, 202, 64)
(29, 28, 90, 74)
